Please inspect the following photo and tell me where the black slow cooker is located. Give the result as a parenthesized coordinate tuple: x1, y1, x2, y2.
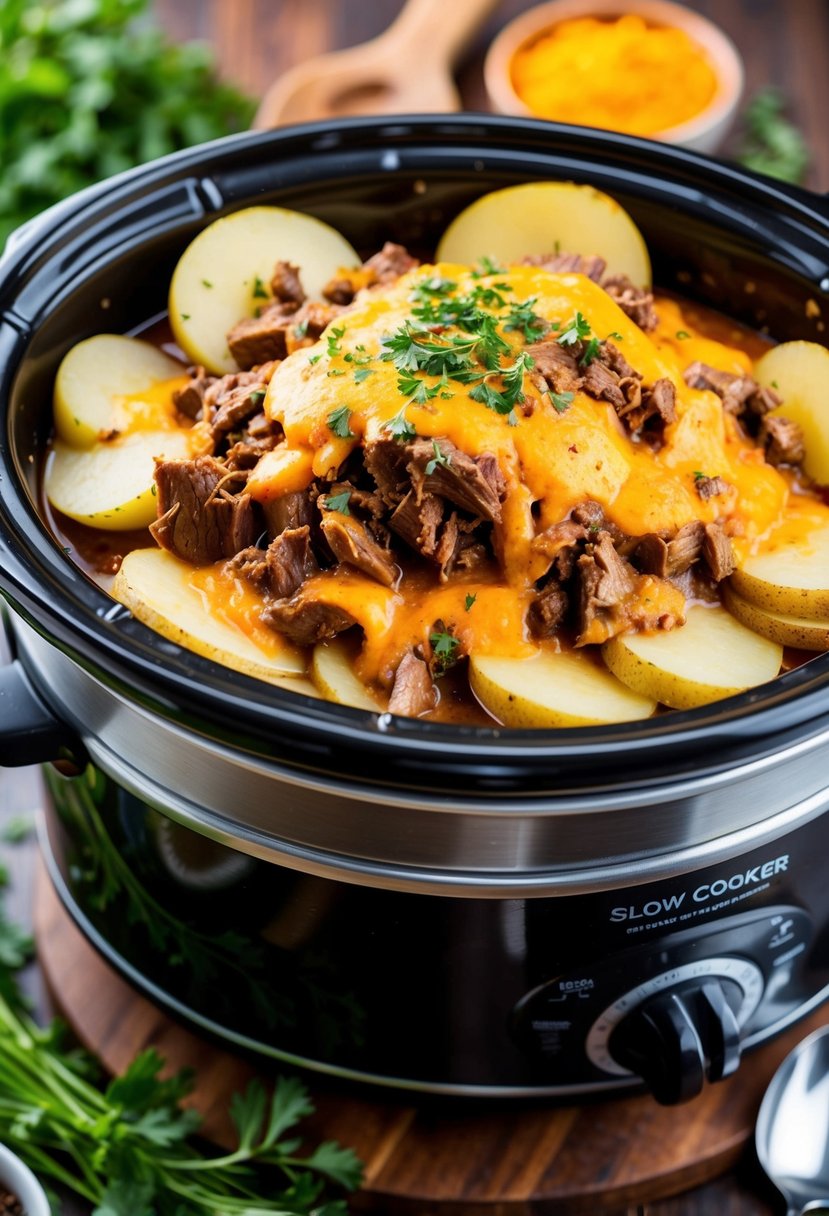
(2, 116, 829, 1105)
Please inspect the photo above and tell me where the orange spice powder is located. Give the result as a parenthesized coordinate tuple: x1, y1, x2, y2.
(510, 14, 718, 136)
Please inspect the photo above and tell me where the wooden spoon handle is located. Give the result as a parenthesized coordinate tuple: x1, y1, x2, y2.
(380, 0, 500, 66)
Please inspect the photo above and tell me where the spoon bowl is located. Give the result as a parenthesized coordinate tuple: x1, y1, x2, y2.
(756, 1024, 829, 1215)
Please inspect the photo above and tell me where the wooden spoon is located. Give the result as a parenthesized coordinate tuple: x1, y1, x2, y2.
(254, 0, 499, 129)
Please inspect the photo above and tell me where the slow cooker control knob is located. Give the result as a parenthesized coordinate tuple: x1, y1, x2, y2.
(608, 978, 743, 1105)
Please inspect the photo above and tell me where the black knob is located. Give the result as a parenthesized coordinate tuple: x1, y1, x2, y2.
(608, 977, 743, 1105)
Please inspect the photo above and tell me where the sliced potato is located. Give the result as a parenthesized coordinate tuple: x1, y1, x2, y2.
(54, 334, 185, 449)
(312, 639, 385, 711)
(436, 183, 650, 286)
(722, 584, 829, 652)
(169, 206, 359, 374)
(113, 547, 315, 689)
(45, 430, 191, 530)
(602, 606, 783, 710)
(469, 649, 655, 728)
(730, 523, 829, 620)
(754, 341, 829, 484)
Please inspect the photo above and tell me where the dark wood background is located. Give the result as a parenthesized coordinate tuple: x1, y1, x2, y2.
(4, 0, 828, 1211)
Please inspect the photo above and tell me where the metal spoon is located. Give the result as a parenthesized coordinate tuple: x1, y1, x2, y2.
(254, 0, 498, 128)
(756, 1024, 829, 1215)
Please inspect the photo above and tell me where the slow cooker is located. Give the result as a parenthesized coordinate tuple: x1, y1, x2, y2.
(2, 116, 829, 1105)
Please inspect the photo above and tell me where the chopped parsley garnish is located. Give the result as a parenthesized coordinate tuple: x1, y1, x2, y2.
(327, 368, 346, 377)
(580, 336, 602, 366)
(469, 350, 534, 423)
(201, 278, 213, 288)
(464, 593, 477, 611)
(325, 490, 352, 515)
(693, 470, 707, 481)
(180, 312, 190, 321)
(676, 329, 691, 340)
(308, 353, 322, 365)
(353, 367, 373, 383)
(608, 331, 623, 340)
(471, 255, 505, 278)
(504, 297, 548, 342)
(326, 324, 346, 357)
(252, 275, 269, 300)
(430, 627, 461, 674)
(249, 388, 266, 404)
(327, 405, 354, 438)
(549, 390, 575, 414)
(558, 311, 592, 346)
(383, 404, 417, 442)
(410, 275, 457, 301)
(425, 440, 452, 475)
(468, 281, 512, 309)
(294, 318, 309, 338)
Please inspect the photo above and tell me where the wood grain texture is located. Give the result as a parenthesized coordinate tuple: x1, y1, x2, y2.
(152, 0, 829, 189)
(35, 863, 815, 1215)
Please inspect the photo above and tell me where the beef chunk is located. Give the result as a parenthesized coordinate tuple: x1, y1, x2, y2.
(227, 302, 296, 369)
(702, 522, 735, 581)
(364, 438, 410, 507)
(387, 651, 436, 717)
(225, 432, 280, 471)
(527, 338, 581, 395)
(323, 276, 358, 306)
(759, 415, 806, 466)
(173, 367, 215, 420)
(227, 526, 318, 601)
(571, 500, 605, 530)
(320, 511, 397, 587)
(576, 531, 636, 644)
(602, 342, 640, 381)
(406, 438, 503, 524)
(262, 490, 315, 539)
(206, 366, 276, 436)
(363, 242, 419, 286)
(287, 300, 344, 353)
(521, 251, 607, 282)
(695, 474, 730, 501)
(390, 490, 443, 557)
(150, 456, 255, 565)
(261, 593, 355, 646)
(531, 518, 588, 581)
(528, 582, 569, 639)
(270, 261, 305, 306)
(602, 274, 658, 331)
(683, 362, 781, 422)
(634, 532, 669, 578)
(618, 376, 677, 434)
(666, 520, 705, 575)
(582, 358, 626, 409)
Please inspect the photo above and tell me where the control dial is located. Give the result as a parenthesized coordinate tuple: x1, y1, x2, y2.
(586, 957, 764, 1105)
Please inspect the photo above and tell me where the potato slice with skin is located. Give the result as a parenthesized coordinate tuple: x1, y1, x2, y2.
(54, 334, 185, 449)
(169, 206, 360, 375)
(436, 183, 651, 286)
(722, 584, 829, 652)
(113, 548, 315, 690)
(312, 639, 385, 711)
(469, 649, 655, 728)
(730, 523, 829, 621)
(45, 430, 191, 530)
(754, 341, 829, 484)
(602, 606, 783, 711)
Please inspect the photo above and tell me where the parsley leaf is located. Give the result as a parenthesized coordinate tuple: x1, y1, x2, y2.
(252, 275, 269, 300)
(504, 297, 548, 342)
(676, 330, 691, 340)
(326, 324, 346, 357)
(580, 336, 602, 366)
(549, 390, 575, 414)
(464, 593, 477, 611)
(471, 255, 505, 278)
(382, 405, 417, 442)
(327, 405, 354, 438)
(324, 490, 352, 515)
(353, 367, 373, 383)
(429, 628, 461, 675)
(425, 440, 452, 475)
(558, 311, 592, 346)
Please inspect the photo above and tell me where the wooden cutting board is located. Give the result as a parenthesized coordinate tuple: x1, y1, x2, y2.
(35, 863, 821, 1214)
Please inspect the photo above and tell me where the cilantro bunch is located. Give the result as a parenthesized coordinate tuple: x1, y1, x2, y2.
(0, 0, 255, 246)
(0, 868, 361, 1215)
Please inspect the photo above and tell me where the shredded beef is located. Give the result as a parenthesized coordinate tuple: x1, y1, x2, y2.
(364, 438, 409, 507)
(150, 456, 255, 565)
(288, 300, 344, 350)
(527, 338, 581, 395)
(602, 274, 658, 331)
(387, 651, 436, 717)
(270, 261, 305, 306)
(320, 510, 397, 587)
(532, 518, 587, 581)
(261, 592, 355, 647)
(173, 367, 215, 420)
(262, 490, 315, 539)
(225, 432, 280, 471)
(683, 362, 781, 422)
(228, 526, 318, 601)
(634, 532, 669, 578)
(666, 521, 705, 575)
(695, 474, 730, 501)
(226, 303, 298, 369)
(576, 531, 636, 644)
(582, 358, 626, 409)
(363, 242, 419, 286)
(759, 415, 805, 466)
(390, 490, 443, 557)
(323, 276, 357, 306)
(702, 522, 735, 581)
(406, 437, 503, 524)
(521, 251, 607, 282)
(206, 365, 276, 436)
(602, 342, 640, 381)
(529, 582, 569, 639)
(617, 376, 677, 435)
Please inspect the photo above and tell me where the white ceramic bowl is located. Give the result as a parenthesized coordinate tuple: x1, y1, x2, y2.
(484, 0, 744, 153)
(0, 1145, 51, 1216)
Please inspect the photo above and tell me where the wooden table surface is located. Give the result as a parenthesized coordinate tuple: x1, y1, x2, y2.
(4, 0, 827, 1211)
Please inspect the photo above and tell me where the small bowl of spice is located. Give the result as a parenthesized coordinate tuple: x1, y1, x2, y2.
(484, 0, 743, 152)
(0, 1145, 50, 1216)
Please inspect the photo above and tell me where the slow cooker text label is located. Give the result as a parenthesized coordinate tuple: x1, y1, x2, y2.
(610, 855, 789, 923)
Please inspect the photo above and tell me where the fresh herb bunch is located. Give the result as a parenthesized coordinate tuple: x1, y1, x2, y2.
(735, 88, 810, 185)
(0, 871, 361, 1214)
(0, 0, 255, 246)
